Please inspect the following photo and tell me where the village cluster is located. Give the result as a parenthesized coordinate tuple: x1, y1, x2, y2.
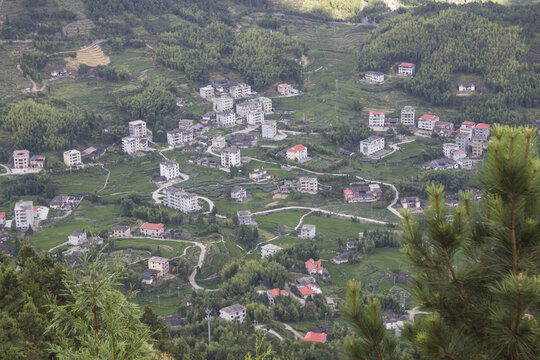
(0, 65, 499, 343)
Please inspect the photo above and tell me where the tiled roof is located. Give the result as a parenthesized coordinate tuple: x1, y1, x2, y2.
(140, 222, 164, 230)
(304, 331, 327, 343)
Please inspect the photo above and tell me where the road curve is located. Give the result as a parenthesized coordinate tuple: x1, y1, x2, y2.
(252, 206, 389, 225)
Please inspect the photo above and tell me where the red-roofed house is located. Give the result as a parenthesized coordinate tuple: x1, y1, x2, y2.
(460, 121, 476, 139)
(298, 286, 316, 298)
(304, 331, 327, 343)
(433, 121, 454, 137)
(398, 62, 415, 76)
(277, 83, 291, 96)
(286, 145, 308, 162)
(268, 288, 287, 298)
(368, 111, 386, 128)
(140, 222, 164, 237)
(0, 212, 5, 227)
(418, 114, 439, 131)
(305, 258, 324, 275)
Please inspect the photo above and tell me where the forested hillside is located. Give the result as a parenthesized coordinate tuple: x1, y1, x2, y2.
(358, 3, 540, 123)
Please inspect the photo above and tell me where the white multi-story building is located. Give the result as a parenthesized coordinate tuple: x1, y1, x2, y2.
(13, 150, 30, 169)
(231, 186, 247, 202)
(219, 304, 246, 323)
(443, 143, 460, 158)
(299, 224, 316, 239)
(221, 147, 241, 168)
(473, 123, 490, 140)
(456, 133, 469, 151)
(360, 136, 385, 156)
(286, 145, 307, 162)
(122, 136, 148, 154)
(261, 244, 283, 258)
(259, 97, 272, 114)
(63, 149, 82, 167)
(229, 83, 251, 99)
(246, 110, 264, 126)
(213, 95, 234, 112)
(160, 161, 180, 180)
(68, 230, 87, 245)
(236, 100, 262, 117)
(164, 188, 199, 213)
(401, 106, 415, 127)
(417, 114, 439, 131)
(217, 110, 236, 127)
(14, 200, 34, 230)
(129, 120, 147, 138)
(148, 256, 169, 277)
(237, 210, 255, 226)
(460, 121, 476, 139)
(365, 71, 385, 84)
(167, 129, 191, 147)
(277, 83, 291, 96)
(398, 62, 415, 76)
(261, 120, 277, 139)
(199, 85, 215, 99)
(368, 111, 385, 128)
(299, 177, 318, 194)
(212, 135, 227, 150)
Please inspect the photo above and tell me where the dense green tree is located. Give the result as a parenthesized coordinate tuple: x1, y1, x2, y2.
(48, 255, 153, 359)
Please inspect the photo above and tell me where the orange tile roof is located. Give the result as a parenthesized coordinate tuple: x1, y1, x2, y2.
(140, 222, 164, 230)
(304, 331, 327, 343)
(288, 144, 306, 152)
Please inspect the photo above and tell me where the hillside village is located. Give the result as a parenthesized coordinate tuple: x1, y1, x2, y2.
(0, 68, 496, 343)
(0, 0, 538, 358)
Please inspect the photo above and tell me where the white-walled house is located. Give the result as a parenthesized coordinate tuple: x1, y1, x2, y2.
(368, 111, 385, 128)
(199, 85, 215, 98)
(164, 188, 199, 214)
(160, 161, 180, 180)
(63, 149, 82, 167)
(140, 222, 164, 237)
(417, 114, 439, 131)
(398, 62, 415, 76)
(401, 106, 415, 127)
(68, 230, 87, 245)
(148, 256, 169, 277)
(365, 71, 385, 84)
(261, 244, 283, 258)
(128, 120, 147, 138)
(360, 136, 385, 156)
(217, 110, 236, 127)
(13, 150, 30, 169)
(221, 147, 241, 168)
(219, 304, 246, 323)
(261, 120, 277, 139)
(299, 224, 316, 239)
(286, 145, 307, 162)
(14, 200, 34, 230)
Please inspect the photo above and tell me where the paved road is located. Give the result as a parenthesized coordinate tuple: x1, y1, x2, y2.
(407, 306, 430, 321)
(0, 164, 11, 176)
(97, 164, 111, 193)
(294, 210, 314, 231)
(252, 206, 388, 225)
(151, 173, 190, 204)
(255, 325, 284, 341)
(282, 323, 304, 340)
